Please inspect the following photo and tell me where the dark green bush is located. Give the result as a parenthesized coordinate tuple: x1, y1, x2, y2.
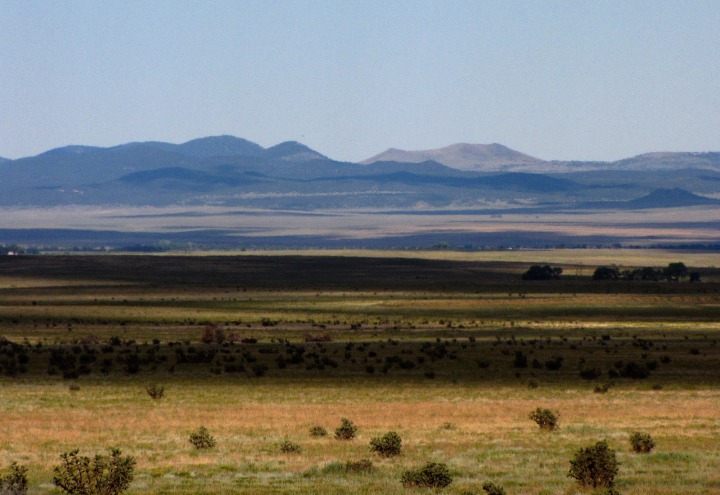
(334, 418, 357, 440)
(145, 383, 165, 400)
(188, 426, 216, 449)
(369, 431, 402, 457)
(482, 481, 506, 495)
(629, 432, 655, 453)
(568, 440, 619, 489)
(580, 367, 602, 380)
(529, 407, 559, 431)
(400, 462, 452, 488)
(309, 425, 328, 437)
(0, 462, 28, 495)
(53, 449, 135, 495)
(279, 439, 302, 454)
(594, 383, 612, 394)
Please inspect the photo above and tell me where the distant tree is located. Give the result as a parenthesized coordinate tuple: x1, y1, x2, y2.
(522, 265, 563, 281)
(592, 267, 620, 281)
(664, 262, 688, 281)
(623, 267, 660, 281)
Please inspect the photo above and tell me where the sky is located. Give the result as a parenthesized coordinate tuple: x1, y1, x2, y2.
(1, 0, 719, 162)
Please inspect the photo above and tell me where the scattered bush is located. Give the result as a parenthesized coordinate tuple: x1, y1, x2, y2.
(594, 383, 612, 394)
(309, 425, 328, 437)
(482, 481, 506, 495)
(568, 440, 619, 489)
(529, 407, 559, 431)
(629, 432, 655, 453)
(334, 418, 357, 440)
(620, 361, 650, 379)
(401, 462, 452, 488)
(279, 439, 302, 454)
(580, 367, 602, 380)
(1, 462, 28, 495)
(188, 426, 216, 450)
(53, 448, 135, 495)
(521, 265, 563, 280)
(369, 431, 402, 457)
(145, 383, 165, 400)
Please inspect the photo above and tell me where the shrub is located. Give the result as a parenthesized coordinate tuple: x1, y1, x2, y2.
(369, 431, 402, 457)
(629, 432, 655, 453)
(568, 440, 619, 489)
(309, 425, 328, 437)
(279, 439, 302, 454)
(401, 462, 452, 488)
(620, 361, 650, 379)
(482, 481, 506, 495)
(529, 407, 559, 431)
(594, 383, 612, 394)
(334, 418, 357, 440)
(145, 383, 165, 400)
(188, 426, 216, 450)
(1, 462, 28, 495)
(522, 265, 562, 280)
(580, 368, 602, 380)
(53, 449, 135, 495)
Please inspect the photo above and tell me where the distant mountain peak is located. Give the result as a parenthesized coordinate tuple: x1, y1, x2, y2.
(264, 141, 328, 162)
(361, 143, 543, 171)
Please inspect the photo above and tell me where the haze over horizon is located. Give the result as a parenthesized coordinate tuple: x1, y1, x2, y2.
(2, 1, 719, 163)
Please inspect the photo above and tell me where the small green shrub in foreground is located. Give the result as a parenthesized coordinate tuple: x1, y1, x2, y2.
(309, 425, 328, 437)
(334, 418, 357, 440)
(482, 481, 506, 495)
(279, 439, 302, 454)
(189, 426, 216, 450)
(0, 462, 28, 495)
(401, 462, 452, 488)
(145, 383, 165, 400)
(529, 407, 559, 431)
(568, 440, 619, 489)
(369, 431, 402, 457)
(629, 432, 655, 453)
(53, 449, 135, 495)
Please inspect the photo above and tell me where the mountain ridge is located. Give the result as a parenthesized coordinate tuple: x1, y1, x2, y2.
(361, 143, 544, 171)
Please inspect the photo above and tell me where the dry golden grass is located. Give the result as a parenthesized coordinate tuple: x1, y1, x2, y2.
(1, 379, 718, 494)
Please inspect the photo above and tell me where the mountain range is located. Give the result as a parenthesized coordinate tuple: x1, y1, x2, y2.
(1, 135, 719, 209)
(1, 135, 719, 249)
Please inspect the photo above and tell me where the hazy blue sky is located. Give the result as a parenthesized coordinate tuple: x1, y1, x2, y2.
(2, 0, 719, 162)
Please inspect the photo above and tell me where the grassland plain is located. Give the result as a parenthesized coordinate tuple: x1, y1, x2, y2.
(0, 252, 718, 494)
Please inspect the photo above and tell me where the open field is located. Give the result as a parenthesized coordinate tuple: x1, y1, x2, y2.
(0, 252, 719, 494)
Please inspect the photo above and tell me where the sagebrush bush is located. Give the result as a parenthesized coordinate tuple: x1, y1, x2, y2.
(334, 418, 357, 440)
(279, 439, 302, 454)
(629, 432, 655, 453)
(400, 462, 452, 488)
(53, 449, 135, 495)
(529, 407, 559, 431)
(0, 462, 28, 495)
(188, 426, 216, 450)
(568, 440, 619, 489)
(145, 383, 165, 400)
(482, 481, 506, 495)
(309, 425, 328, 437)
(369, 431, 402, 457)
